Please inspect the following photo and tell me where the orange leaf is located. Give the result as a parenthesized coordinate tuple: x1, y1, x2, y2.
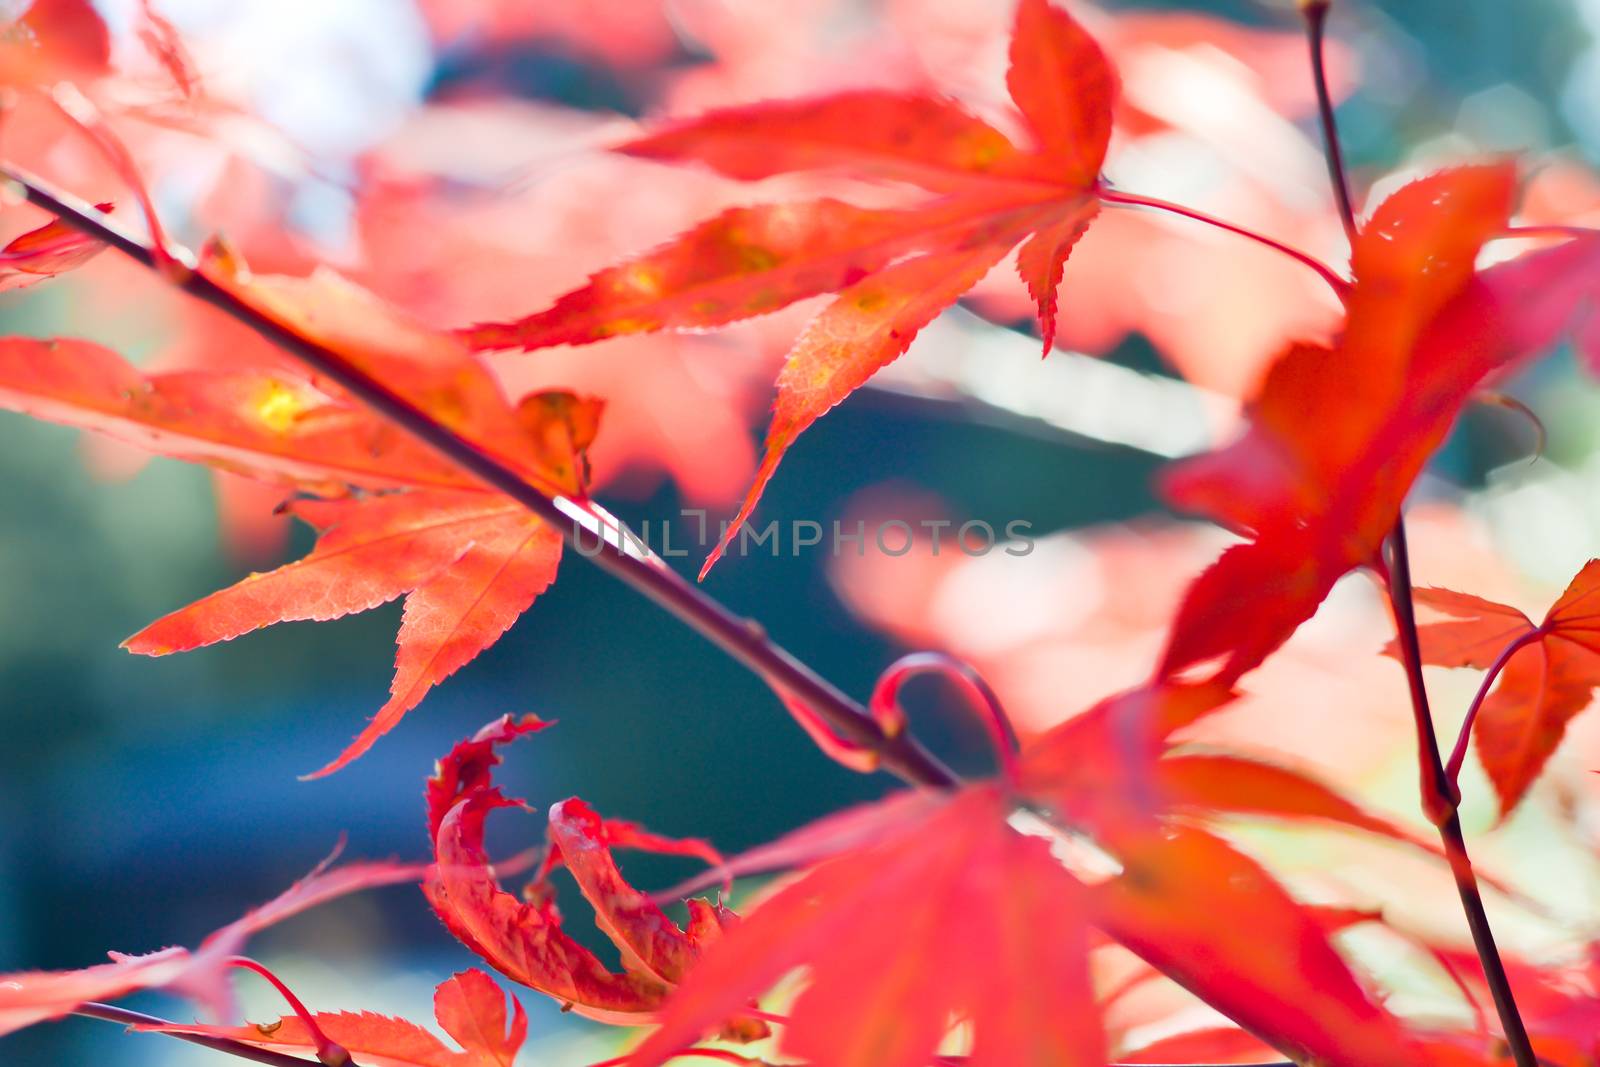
(620, 92, 1035, 192)
(701, 237, 1022, 575)
(1409, 560, 1600, 815)
(1006, 0, 1117, 185)
(123, 490, 564, 777)
(0, 203, 111, 290)
(470, 0, 1115, 572)
(1093, 826, 1432, 1067)
(0, 0, 110, 87)
(201, 249, 594, 499)
(0, 338, 465, 493)
(1154, 752, 1444, 854)
(141, 970, 527, 1067)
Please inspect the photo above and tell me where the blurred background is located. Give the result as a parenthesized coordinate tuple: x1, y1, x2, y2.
(4, 0, 1600, 1062)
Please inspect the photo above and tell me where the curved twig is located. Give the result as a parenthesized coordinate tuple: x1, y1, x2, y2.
(869, 652, 1021, 786)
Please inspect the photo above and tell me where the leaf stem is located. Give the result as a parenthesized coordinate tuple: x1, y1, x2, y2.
(0, 159, 958, 793)
(1384, 524, 1535, 1064)
(1445, 628, 1544, 784)
(74, 1002, 323, 1067)
(1300, 5, 1535, 1061)
(225, 957, 350, 1067)
(1097, 186, 1351, 298)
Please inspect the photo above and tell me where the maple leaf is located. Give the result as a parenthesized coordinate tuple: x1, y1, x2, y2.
(628, 784, 1104, 1067)
(0, 248, 610, 501)
(0, 251, 605, 774)
(0, 949, 190, 1039)
(423, 716, 761, 1033)
(1092, 825, 1432, 1067)
(124, 490, 567, 778)
(0, 337, 471, 494)
(0, 851, 423, 1037)
(0, 0, 110, 88)
(1402, 562, 1600, 817)
(1021, 682, 1468, 866)
(140, 969, 526, 1067)
(134, 0, 200, 99)
(1016, 684, 1454, 1066)
(201, 249, 600, 501)
(1154, 164, 1600, 685)
(0, 202, 111, 290)
(466, 0, 1116, 575)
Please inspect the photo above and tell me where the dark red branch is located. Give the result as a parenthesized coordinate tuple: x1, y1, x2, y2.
(74, 1002, 322, 1067)
(1297, 5, 1536, 1060)
(1302, 0, 1359, 244)
(0, 160, 957, 793)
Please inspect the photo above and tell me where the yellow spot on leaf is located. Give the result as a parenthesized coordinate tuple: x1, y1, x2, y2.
(619, 264, 662, 295)
(253, 381, 302, 433)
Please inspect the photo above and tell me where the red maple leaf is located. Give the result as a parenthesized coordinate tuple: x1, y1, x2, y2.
(0, 252, 606, 775)
(1018, 683, 1448, 1067)
(1090, 824, 1436, 1067)
(0, 0, 110, 88)
(1159, 165, 1600, 684)
(1404, 561, 1600, 817)
(141, 969, 526, 1067)
(0, 851, 423, 1036)
(0, 201, 112, 290)
(124, 491, 566, 777)
(626, 783, 1102, 1067)
(466, 0, 1116, 575)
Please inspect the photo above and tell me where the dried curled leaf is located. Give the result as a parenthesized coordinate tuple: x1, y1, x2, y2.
(424, 717, 755, 1030)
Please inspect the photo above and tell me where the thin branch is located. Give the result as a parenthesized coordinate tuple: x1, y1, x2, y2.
(74, 1002, 322, 1067)
(1302, 0, 1359, 243)
(0, 159, 957, 792)
(1299, 4, 1536, 1060)
(1384, 525, 1535, 1064)
(1445, 629, 1544, 784)
(1098, 186, 1351, 298)
(1384, 524, 1461, 824)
